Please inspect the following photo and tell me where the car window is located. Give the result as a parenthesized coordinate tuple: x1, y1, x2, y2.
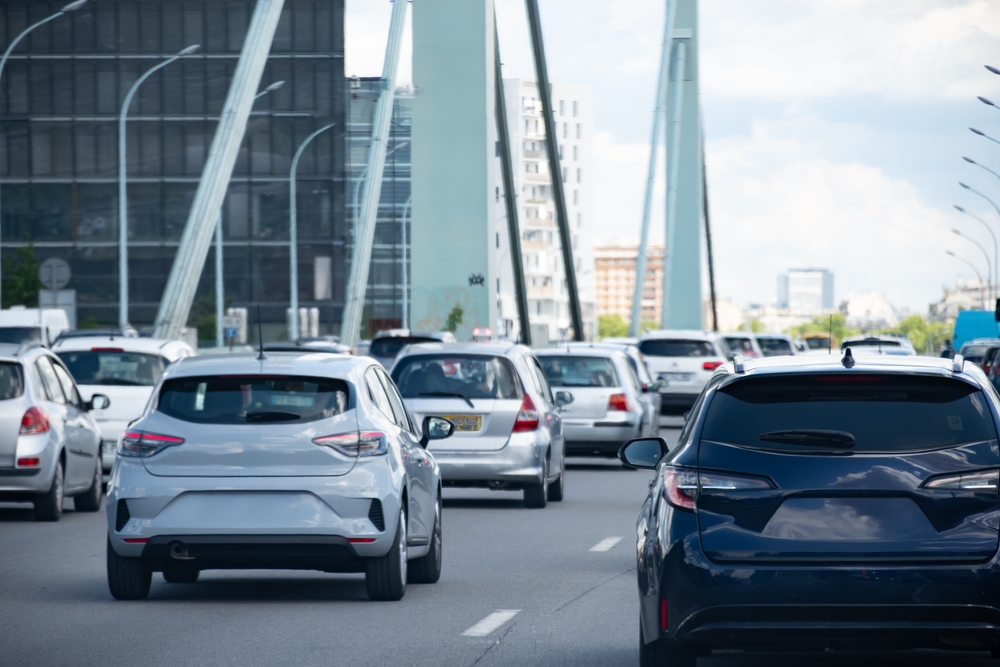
(391, 354, 523, 400)
(539, 355, 620, 388)
(622, 359, 643, 394)
(758, 338, 793, 356)
(702, 374, 998, 453)
(723, 337, 755, 354)
(0, 362, 24, 401)
(365, 368, 396, 422)
(639, 339, 716, 357)
(35, 356, 65, 404)
(528, 356, 555, 405)
(57, 349, 165, 387)
(369, 337, 441, 359)
(376, 368, 412, 432)
(51, 362, 84, 410)
(627, 354, 652, 384)
(803, 337, 832, 351)
(0, 327, 42, 345)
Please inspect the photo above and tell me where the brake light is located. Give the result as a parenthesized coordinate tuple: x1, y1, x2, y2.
(923, 469, 999, 491)
(608, 393, 629, 412)
(512, 394, 539, 432)
(19, 407, 50, 435)
(661, 467, 773, 511)
(702, 361, 723, 371)
(661, 599, 668, 631)
(119, 431, 185, 458)
(16, 457, 40, 467)
(348, 538, 377, 544)
(91, 347, 124, 352)
(314, 431, 387, 457)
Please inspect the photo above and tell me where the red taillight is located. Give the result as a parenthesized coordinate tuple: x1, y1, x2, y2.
(608, 393, 629, 412)
(16, 457, 40, 467)
(348, 538, 377, 544)
(120, 431, 185, 458)
(661, 599, 668, 631)
(703, 361, 723, 371)
(123, 538, 148, 544)
(512, 394, 539, 432)
(313, 431, 387, 457)
(662, 467, 698, 511)
(19, 407, 50, 435)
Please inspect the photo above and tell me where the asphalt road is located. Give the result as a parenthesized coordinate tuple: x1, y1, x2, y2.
(1, 428, 997, 667)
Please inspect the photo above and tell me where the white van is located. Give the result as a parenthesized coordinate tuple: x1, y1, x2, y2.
(0, 307, 70, 347)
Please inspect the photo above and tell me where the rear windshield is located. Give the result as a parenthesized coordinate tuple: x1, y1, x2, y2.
(369, 337, 440, 359)
(639, 339, 717, 358)
(758, 338, 793, 356)
(960, 344, 995, 362)
(0, 362, 24, 400)
(0, 327, 41, 345)
(724, 337, 755, 353)
(702, 374, 998, 453)
(158, 375, 349, 424)
(58, 350, 165, 387)
(391, 354, 523, 400)
(803, 337, 832, 351)
(539, 356, 619, 388)
(843, 339, 902, 349)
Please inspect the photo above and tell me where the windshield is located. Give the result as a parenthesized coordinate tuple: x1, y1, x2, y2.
(702, 374, 998, 453)
(803, 337, 831, 350)
(158, 375, 349, 424)
(58, 350, 165, 387)
(724, 337, 755, 353)
(369, 337, 441, 359)
(0, 327, 41, 345)
(639, 339, 717, 357)
(391, 354, 523, 400)
(539, 356, 620, 388)
(0, 362, 24, 400)
(758, 338, 793, 356)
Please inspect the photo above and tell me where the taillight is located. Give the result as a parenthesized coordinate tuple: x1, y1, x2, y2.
(923, 469, 999, 492)
(119, 431, 185, 458)
(608, 393, 629, 412)
(16, 457, 40, 467)
(19, 407, 50, 435)
(661, 467, 774, 511)
(703, 361, 723, 371)
(512, 394, 539, 432)
(314, 431, 387, 457)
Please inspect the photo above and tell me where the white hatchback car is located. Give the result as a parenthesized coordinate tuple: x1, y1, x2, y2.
(53, 335, 194, 472)
(105, 352, 454, 601)
(638, 330, 729, 419)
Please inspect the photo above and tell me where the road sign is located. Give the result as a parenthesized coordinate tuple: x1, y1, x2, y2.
(39, 258, 71, 290)
(225, 328, 239, 339)
(222, 316, 241, 330)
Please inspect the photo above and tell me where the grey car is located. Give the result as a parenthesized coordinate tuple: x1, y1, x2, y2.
(0, 342, 110, 521)
(562, 342, 662, 427)
(106, 352, 454, 601)
(390, 342, 566, 508)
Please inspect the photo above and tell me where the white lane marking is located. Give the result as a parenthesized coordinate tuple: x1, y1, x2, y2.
(589, 537, 622, 552)
(461, 610, 521, 637)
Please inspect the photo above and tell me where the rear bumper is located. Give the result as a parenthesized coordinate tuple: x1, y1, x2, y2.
(433, 431, 547, 487)
(566, 439, 632, 457)
(563, 418, 638, 451)
(134, 534, 366, 573)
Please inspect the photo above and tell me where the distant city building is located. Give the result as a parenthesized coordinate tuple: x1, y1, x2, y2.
(839, 291, 897, 330)
(595, 244, 663, 325)
(929, 277, 989, 321)
(778, 268, 834, 314)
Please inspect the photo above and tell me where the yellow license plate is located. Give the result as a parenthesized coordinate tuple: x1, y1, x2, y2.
(444, 415, 482, 432)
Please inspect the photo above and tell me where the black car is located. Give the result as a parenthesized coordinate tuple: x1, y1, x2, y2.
(620, 351, 1000, 665)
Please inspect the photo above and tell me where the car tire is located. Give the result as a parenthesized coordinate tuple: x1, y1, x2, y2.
(639, 632, 697, 667)
(548, 456, 565, 502)
(524, 459, 548, 509)
(106, 537, 151, 600)
(73, 458, 104, 512)
(162, 569, 200, 584)
(366, 505, 407, 601)
(408, 495, 442, 584)
(33, 459, 64, 522)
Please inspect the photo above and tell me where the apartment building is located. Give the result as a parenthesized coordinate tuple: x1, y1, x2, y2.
(595, 244, 663, 325)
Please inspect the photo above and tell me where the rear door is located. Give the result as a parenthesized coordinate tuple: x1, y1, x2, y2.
(695, 372, 1000, 563)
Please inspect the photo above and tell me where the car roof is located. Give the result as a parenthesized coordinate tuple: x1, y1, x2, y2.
(535, 347, 629, 360)
(563, 342, 637, 353)
(395, 341, 522, 357)
(755, 333, 791, 339)
(722, 332, 757, 339)
(717, 353, 977, 383)
(165, 351, 376, 380)
(639, 329, 719, 341)
(52, 335, 187, 355)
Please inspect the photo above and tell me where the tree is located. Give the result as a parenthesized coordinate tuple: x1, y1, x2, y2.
(787, 313, 859, 342)
(740, 318, 766, 333)
(878, 315, 952, 355)
(598, 314, 629, 339)
(2, 244, 41, 309)
(443, 303, 464, 333)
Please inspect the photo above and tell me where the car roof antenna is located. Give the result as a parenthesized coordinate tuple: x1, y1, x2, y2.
(256, 305, 266, 360)
(841, 347, 855, 369)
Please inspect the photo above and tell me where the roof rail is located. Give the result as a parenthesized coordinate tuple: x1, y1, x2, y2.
(15, 341, 43, 356)
(732, 354, 746, 374)
(952, 354, 964, 373)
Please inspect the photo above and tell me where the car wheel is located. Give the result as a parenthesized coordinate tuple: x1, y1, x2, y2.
(548, 455, 565, 502)
(524, 458, 548, 509)
(106, 537, 151, 600)
(639, 628, 697, 667)
(162, 569, 200, 584)
(33, 459, 64, 522)
(73, 458, 104, 512)
(408, 495, 442, 584)
(366, 505, 407, 601)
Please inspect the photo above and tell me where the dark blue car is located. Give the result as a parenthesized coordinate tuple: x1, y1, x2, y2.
(620, 351, 1000, 666)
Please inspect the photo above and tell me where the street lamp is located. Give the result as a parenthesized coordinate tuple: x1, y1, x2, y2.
(971, 128, 1000, 148)
(288, 123, 336, 340)
(118, 44, 200, 328)
(954, 204, 999, 302)
(946, 250, 988, 310)
(963, 157, 1000, 185)
(0, 0, 88, 307)
(987, 66, 1000, 76)
(980, 97, 999, 110)
(951, 228, 993, 302)
(352, 141, 409, 239)
(214, 80, 286, 346)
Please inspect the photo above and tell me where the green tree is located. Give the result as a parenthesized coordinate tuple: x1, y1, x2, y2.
(786, 313, 859, 342)
(187, 292, 217, 343)
(2, 244, 41, 309)
(443, 303, 464, 333)
(877, 314, 952, 355)
(740, 318, 766, 333)
(77, 316, 102, 330)
(598, 314, 629, 339)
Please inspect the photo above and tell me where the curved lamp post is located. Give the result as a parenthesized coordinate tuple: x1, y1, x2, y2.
(971, 128, 1000, 148)
(351, 140, 409, 239)
(0, 0, 88, 307)
(954, 204, 999, 303)
(118, 44, 200, 328)
(963, 157, 1000, 185)
(946, 250, 988, 310)
(288, 123, 336, 340)
(980, 97, 999, 110)
(952, 228, 993, 302)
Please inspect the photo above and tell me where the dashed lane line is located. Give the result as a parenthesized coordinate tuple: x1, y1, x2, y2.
(589, 537, 622, 552)
(461, 610, 521, 637)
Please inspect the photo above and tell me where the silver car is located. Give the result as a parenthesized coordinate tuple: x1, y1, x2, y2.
(106, 352, 454, 601)
(563, 342, 662, 426)
(390, 342, 566, 508)
(535, 348, 649, 457)
(0, 342, 109, 521)
(367, 329, 457, 369)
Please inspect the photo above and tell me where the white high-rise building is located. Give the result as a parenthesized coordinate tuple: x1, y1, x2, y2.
(496, 79, 596, 342)
(777, 268, 834, 315)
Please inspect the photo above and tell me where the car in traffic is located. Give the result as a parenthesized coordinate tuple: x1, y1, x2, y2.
(841, 335, 916, 356)
(562, 341, 662, 420)
(637, 330, 729, 418)
(535, 347, 652, 458)
(106, 352, 454, 601)
(755, 333, 797, 357)
(721, 333, 763, 358)
(390, 342, 565, 508)
(368, 329, 457, 368)
(0, 307, 71, 346)
(0, 342, 109, 521)
(620, 351, 1000, 665)
(959, 338, 1000, 369)
(54, 335, 194, 472)
(800, 331, 836, 354)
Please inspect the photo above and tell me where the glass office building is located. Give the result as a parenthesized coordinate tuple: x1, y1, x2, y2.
(0, 1, 346, 338)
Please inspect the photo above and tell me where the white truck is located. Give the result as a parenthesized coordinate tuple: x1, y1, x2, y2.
(0, 307, 70, 347)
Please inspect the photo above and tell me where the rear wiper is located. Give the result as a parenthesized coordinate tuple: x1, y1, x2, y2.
(416, 392, 474, 408)
(246, 411, 301, 422)
(758, 429, 855, 448)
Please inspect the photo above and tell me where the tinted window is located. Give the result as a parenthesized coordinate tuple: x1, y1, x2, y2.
(0, 362, 24, 400)
(158, 375, 348, 424)
(376, 369, 411, 431)
(58, 350, 165, 387)
(392, 354, 523, 400)
(35, 357, 65, 403)
(0, 327, 41, 345)
(369, 336, 441, 359)
(844, 339, 902, 349)
(529, 357, 555, 405)
(723, 337, 755, 354)
(758, 338, 793, 356)
(626, 353, 652, 383)
(365, 368, 396, 421)
(540, 355, 619, 388)
(639, 339, 716, 357)
(960, 344, 995, 362)
(803, 337, 831, 351)
(52, 363, 83, 409)
(702, 374, 998, 453)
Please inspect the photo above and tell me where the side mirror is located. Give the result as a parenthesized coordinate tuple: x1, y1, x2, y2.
(87, 393, 111, 411)
(555, 390, 574, 406)
(618, 437, 668, 469)
(420, 416, 454, 448)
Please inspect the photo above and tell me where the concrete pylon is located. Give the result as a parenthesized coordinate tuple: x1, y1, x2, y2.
(410, 0, 498, 339)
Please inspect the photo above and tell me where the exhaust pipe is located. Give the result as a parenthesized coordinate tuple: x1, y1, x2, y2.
(168, 541, 194, 560)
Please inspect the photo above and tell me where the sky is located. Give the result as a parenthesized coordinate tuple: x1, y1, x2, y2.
(345, 0, 1000, 313)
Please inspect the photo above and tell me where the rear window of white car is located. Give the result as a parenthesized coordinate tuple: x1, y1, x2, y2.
(723, 337, 755, 354)
(639, 339, 717, 357)
(0, 362, 24, 400)
(391, 354, 523, 400)
(539, 356, 620, 388)
(58, 349, 165, 387)
(158, 375, 349, 424)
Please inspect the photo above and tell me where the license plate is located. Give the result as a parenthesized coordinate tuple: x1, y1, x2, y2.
(659, 372, 692, 382)
(443, 415, 482, 432)
(103, 440, 117, 455)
